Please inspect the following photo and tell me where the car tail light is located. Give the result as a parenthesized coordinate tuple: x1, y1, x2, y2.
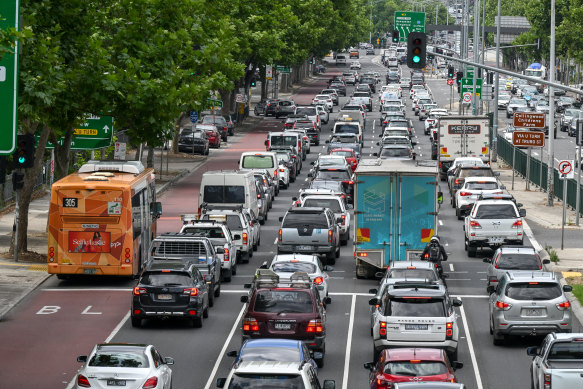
(495, 300, 511, 310)
(307, 319, 323, 333)
(223, 248, 229, 261)
(279, 168, 285, 172)
(379, 321, 387, 337)
(512, 220, 523, 228)
(183, 287, 199, 296)
(77, 374, 91, 388)
(243, 317, 259, 332)
(314, 276, 324, 285)
(328, 229, 333, 243)
(278, 229, 282, 243)
(469, 220, 481, 229)
(341, 214, 346, 225)
(242, 232, 248, 245)
(297, 140, 302, 152)
(376, 378, 392, 389)
(142, 377, 158, 389)
(459, 191, 472, 196)
(455, 178, 461, 186)
(446, 322, 453, 338)
(544, 373, 551, 388)
(133, 287, 147, 296)
(557, 301, 571, 310)
(274, 169, 278, 177)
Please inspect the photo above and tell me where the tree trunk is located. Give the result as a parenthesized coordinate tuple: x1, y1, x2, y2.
(260, 65, 267, 100)
(146, 146, 154, 168)
(52, 127, 73, 181)
(172, 113, 188, 154)
(11, 124, 50, 254)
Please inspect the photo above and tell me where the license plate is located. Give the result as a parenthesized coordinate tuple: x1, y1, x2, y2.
(405, 324, 429, 330)
(107, 380, 126, 386)
(274, 323, 291, 330)
(83, 268, 97, 275)
(157, 294, 172, 300)
(523, 308, 543, 317)
(296, 246, 313, 251)
(489, 237, 504, 244)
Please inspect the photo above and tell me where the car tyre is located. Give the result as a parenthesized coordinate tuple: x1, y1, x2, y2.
(326, 251, 336, 265)
(448, 348, 458, 363)
(131, 316, 142, 328)
(223, 269, 232, 283)
(468, 245, 477, 257)
(192, 316, 203, 328)
(214, 283, 221, 298)
(492, 330, 505, 345)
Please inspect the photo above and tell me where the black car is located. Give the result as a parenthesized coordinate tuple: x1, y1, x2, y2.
(200, 115, 228, 141)
(329, 82, 346, 96)
(178, 129, 210, 155)
(131, 261, 210, 328)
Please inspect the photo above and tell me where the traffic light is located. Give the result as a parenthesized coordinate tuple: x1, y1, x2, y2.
(407, 32, 426, 69)
(376, 38, 380, 45)
(456, 71, 463, 84)
(12, 171, 24, 191)
(448, 66, 454, 78)
(309, 57, 314, 64)
(13, 133, 35, 169)
(250, 78, 256, 87)
(392, 30, 399, 43)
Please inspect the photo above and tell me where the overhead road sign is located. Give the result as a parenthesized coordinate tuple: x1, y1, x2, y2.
(0, 0, 20, 155)
(207, 98, 223, 108)
(38, 114, 114, 150)
(394, 11, 425, 42)
(276, 65, 291, 74)
(460, 78, 482, 97)
(558, 160, 574, 179)
(513, 112, 546, 129)
(512, 130, 545, 147)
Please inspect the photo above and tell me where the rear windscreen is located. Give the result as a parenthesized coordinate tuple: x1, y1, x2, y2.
(270, 136, 297, 148)
(496, 254, 540, 270)
(389, 269, 437, 281)
(203, 214, 243, 230)
(461, 169, 494, 178)
(296, 107, 316, 116)
(242, 155, 275, 169)
(465, 182, 498, 190)
(380, 148, 410, 158)
(140, 272, 192, 286)
(253, 290, 313, 313)
(314, 170, 351, 181)
(303, 198, 342, 212)
(505, 282, 562, 301)
(335, 125, 359, 134)
(388, 121, 408, 128)
(475, 204, 517, 219)
(181, 227, 226, 239)
(386, 298, 446, 317)
(283, 213, 328, 228)
(272, 262, 317, 274)
(548, 342, 583, 360)
(203, 186, 245, 204)
(384, 361, 447, 376)
(229, 374, 303, 388)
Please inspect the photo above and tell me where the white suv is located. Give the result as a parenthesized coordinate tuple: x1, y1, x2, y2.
(217, 361, 336, 389)
(455, 177, 505, 220)
(464, 194, 526, 257)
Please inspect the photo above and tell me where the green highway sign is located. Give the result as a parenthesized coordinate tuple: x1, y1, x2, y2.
(461, 78, 483, 97)
(207, 98, 223, 108)
(0, 0, 20, 155)
(276, 65, 291, 74)
(38, 114, 114, 150)
(466, 67, 474, 79)
(394, 11, 425, 42)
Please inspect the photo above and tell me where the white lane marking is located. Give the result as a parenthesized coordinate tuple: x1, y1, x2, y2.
(523, 219, 543, 253)
(449, 263, 454, 272)
(341, 294, 356, 389)
(203, 305, 246, 389)
(459, 303, 484, 389)
(65, 311, 131, 389)
(439, 220, 443, 226)
(452, 295, 489, 298)
(447, 278, 472, 281)
(273, 237, 278, 245)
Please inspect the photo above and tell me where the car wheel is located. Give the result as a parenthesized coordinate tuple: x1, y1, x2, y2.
(131, 316, 142, 328)
(192, 316, 203, 328)
(326, 250, 336, 265)
(315, 355, 324, 368)
(203, 306, 209, 318)
(492, 330, 505, 345)
(448, 348, 458, 362)
(214, 283, 221, 297)
(456, 209, 463, 220)
(223, 269, 232, 283)
(489, 316, 494, 335)
(335, 245, 340, 258)
(330, 107, 333, 113)
(208, 288, 215, 307)
(373, 347, 381, 362)
(468, 245, 477, 258)
(253, 240, 258, 251)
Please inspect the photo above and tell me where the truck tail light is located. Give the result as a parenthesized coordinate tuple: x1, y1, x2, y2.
(133, 287, 147, 296)
(77, 374, 91, 388)
(242, 232, 248, 245)
(469, 220, 481, 229)
(328, 229, 333, 243)
(223, 248, 229, 261)
(243, 317, 259, 332)
(49, 246, 55, 261)
(446, 322, 453, 338)
(512, 220, 523, 228)
(124, 248, 131, 263)
(183, 287, 199, 296)
(495, 301, 511, 310)
(307, 319, 323, 333)
(278, 229, 282, 243)
(557, 301, 571, 310)
(379, 321, 387, 337)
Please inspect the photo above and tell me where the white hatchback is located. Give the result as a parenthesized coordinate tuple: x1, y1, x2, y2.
(268, 254, 331, 300)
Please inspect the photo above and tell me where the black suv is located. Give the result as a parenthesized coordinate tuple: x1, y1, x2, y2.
(131, 261, 210, 328)
(240, 270, 331, 367)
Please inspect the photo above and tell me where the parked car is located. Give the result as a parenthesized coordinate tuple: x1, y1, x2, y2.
(200, 115, 229, 141)
(177, 128, 209, 155)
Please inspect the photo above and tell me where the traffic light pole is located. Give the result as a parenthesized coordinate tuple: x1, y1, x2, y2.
(13, 179, 19, 262)
(492, 0, 501, 162)
(546, 0, 556, 207)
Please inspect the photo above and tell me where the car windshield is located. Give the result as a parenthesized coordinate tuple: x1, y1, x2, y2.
(253, 290, 313, 313)
(475, 204, 517, 219)
(548, 342, 583, 360)
(505, 282, 562, 300)
(140, 272, 192, 286)
(283, 212, 328, 229)
(242, 155, 275, 169)
(314, 170, 351, 181)
(389, 269, 437, 281)
(303, 198, 342, 212)
(239, 347, 301, 362)
(386, 298, 446, 317)
(228, 374, 305, 389)
(181, 227, 226, 239)
(496, 254, 540, 270)
(383, 361, 448, 376)
(465, 182, 498, 190)
(88, 350, 149, 368)
(272, 262, 317, 274)
(380, 148, 410, 158)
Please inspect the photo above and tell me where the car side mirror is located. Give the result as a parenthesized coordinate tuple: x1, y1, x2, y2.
(563, 285, 573, 292)
(233, 234, 241, 241)
(279, 216, 284, 222)
(324, 265, 334, 271)
(500, 185, 506, 190)
(336, 217, 343, 224)
(376, 141, 380, 146)
(412, 141, 417, 145)
(307, 173, 313, 177)
(323, 380, 336, 389)
(543, 259, 551, 264)
(369, 288, 378, 294)
(487, 285, 496, 294)
(164, 357, 175, 365)
(324, 296, 332, 305)
(373, 153, 378, 157)
(153, 202, 162, 218)
(243, 283, 252, 289)
(519, 209, 526, 217)
(217, 378, 226, 388)
(77, 355, 87, 363)
(452, 361, 463, 370)
(226, 351, 237, 358)
(526, 346, 539, 357)
(310, 161, 315, 165)
(379, 134, 382, 137)
(363, 362, 375, 370)
(369, 298, 380, 306)
(240, 295, 249, 303)
(494, 171, 500, 176)
(264, 140, 268, 146)
(325, 140, 330, 143)
(452, 298, 462, 307)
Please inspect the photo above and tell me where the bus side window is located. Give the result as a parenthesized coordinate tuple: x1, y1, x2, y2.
(132, 191, 143, 239)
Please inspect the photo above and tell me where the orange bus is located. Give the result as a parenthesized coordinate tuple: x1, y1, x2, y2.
(47, 160, 162, 278)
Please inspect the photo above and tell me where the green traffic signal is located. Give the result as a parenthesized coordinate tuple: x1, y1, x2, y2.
(18, 156, 25, 164)
(413, 56, 421, 63)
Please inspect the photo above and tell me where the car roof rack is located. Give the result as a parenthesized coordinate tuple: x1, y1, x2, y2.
(391, 280, 442, 290)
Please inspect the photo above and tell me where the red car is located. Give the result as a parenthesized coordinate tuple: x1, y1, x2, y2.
(364, 348, 462, 389)
(205, 129, 221, 148)
(329, 148, 358, 171)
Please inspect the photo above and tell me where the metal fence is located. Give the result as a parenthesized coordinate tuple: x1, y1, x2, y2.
(0, 161, 51, 207)
(497, 135, 583, 217)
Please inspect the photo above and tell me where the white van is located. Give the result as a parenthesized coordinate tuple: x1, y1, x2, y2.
(199, 170, 259, 221)
(336, 54, 347, 66)
(239, 151, 280, 193)
(332, 120, 363, 146)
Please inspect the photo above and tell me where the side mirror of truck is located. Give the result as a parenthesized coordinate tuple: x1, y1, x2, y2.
(279, 216, 284, 222)
(494, 171, 500, 176)
(563, 285, 573, 292)
(519, 209, 526, 217)
(226, 351, 237, 358)
(483, 257, 492, 263)
(323, 380, 336, 389)
(500, 185, 506, 190)
(323, 297, 332, 305)
(363, 362, 375, 370)
(307, 173, 313, 177)
(264, 140, 268, 146)
(373, 152, 378, 157)
(452, 361, 464, 370)
(543, 259, 551, 264)
(526, 346, 539, 356)
(292, 196, 297, 201)
(437, 191, 443, 205)
(325, 140, 330, 143)
(376, 142, 380, 146)
(151, 202, 162, 218)
(217, 378, 226, 388)
(215, 247, 224, 254)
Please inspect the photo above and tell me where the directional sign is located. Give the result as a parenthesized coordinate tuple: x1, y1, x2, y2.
(190, 110, 198, 123)
(0, 0, 20, 155)
(558, 160, 574, 179)
(207, 98, 223, 108)
(276, 65, 291, 74)
(447, 78, 454, 86)
(37, 114, 114, 150)
(394, 11, 425, 42)
(466, 67, 474, 79)
(512, 130, 545, 147)
(513, 112, 546, 129)
(462, 92, 472, 103)
(460, 78, 482, 97)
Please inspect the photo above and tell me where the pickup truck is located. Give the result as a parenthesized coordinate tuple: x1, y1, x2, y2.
(527, 333, 583, 389)
(149, 233, 222, 306)
(350, 92, 372, 112)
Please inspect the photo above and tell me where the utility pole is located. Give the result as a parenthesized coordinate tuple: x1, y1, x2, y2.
(492, 0, 501, 162)
(547, 0, 556, 206)
(471, 0, 479, 115)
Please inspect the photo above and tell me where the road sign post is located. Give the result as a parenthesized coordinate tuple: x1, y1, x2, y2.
(558, 161, 574, 249)
(394, 11, 425, 42)
(0, 0, 20, 155)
